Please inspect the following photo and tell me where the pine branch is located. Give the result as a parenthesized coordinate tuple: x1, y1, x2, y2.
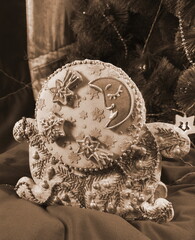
(177, 0, 195, 24)
(175, 67, 195, 115)
(175, 27, 195, 58)
(32, 158, 50, 179)
(128, 0, 161, 16)
(143, 57, 180, 107)
(156, 127, 187, 153)
(162, 0, 177, 15)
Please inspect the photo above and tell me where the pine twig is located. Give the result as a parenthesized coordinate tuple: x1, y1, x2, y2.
(141, 0, 163, 55)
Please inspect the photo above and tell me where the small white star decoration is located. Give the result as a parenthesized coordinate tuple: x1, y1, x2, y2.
(175, 114, 195, 135)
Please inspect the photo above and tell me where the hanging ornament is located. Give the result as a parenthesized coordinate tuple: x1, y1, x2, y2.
(175, 114, 195, 135)
(131, 55, 148, 74)
(137, 62, 147, 73)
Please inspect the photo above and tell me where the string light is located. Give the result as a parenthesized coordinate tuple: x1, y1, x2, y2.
(82, 3, 128, 59)
(102, 12, 128, 59)
(101, 4, 128, 59)
(177, 0, 195, 66)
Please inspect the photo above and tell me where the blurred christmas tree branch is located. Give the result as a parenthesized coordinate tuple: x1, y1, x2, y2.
(60, 0, 194, 143)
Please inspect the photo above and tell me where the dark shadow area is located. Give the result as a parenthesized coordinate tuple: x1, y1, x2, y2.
(0, 0, 35, 152)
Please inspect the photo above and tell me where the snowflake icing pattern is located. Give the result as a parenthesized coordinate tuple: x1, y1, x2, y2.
(40, 115, 64, 142)
(79, 111, 88, 120)
(37, 98, 46, 110)
(92, 108, 105, 122)
(68, 152, 81, 164)
(87, 88, 100, 100)
(90, 128, 102, 139)
(126, 124, 137, 136)
(89, 64, 105, 76)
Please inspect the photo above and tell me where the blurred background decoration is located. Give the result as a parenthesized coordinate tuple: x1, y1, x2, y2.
(0, 0, 194, 152)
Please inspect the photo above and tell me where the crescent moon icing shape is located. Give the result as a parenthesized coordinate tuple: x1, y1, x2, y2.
(89, 78, 134, 129)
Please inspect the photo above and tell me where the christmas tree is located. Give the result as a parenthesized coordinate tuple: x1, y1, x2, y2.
(62, 0, 195, 143)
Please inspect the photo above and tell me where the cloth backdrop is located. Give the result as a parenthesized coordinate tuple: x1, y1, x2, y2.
(26, 0, 75, 99)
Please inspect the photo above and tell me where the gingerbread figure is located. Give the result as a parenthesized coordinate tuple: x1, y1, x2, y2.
(13, 60, 190, 223)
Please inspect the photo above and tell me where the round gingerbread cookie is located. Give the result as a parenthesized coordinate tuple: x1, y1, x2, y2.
(35, 59, 146, 172)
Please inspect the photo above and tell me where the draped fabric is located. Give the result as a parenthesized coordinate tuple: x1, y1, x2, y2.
(26, 0, 75, 99)
(0, 143, 195, 240)
(0, 0, 35, 153)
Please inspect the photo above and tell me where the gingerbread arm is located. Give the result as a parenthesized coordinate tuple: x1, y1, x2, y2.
(146, 122, 190, 159)
(13, 117, 38, 142)
(140, 197, 174, 223)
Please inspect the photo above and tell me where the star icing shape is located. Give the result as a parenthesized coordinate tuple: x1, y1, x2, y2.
(175, 114, 195, 135)
(92, 108, 105, 122)
(50, 79, 74, 105)
(49, 70, 81, 105)
(76, 135, 100, 160)
(79, 111, 88, 119)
